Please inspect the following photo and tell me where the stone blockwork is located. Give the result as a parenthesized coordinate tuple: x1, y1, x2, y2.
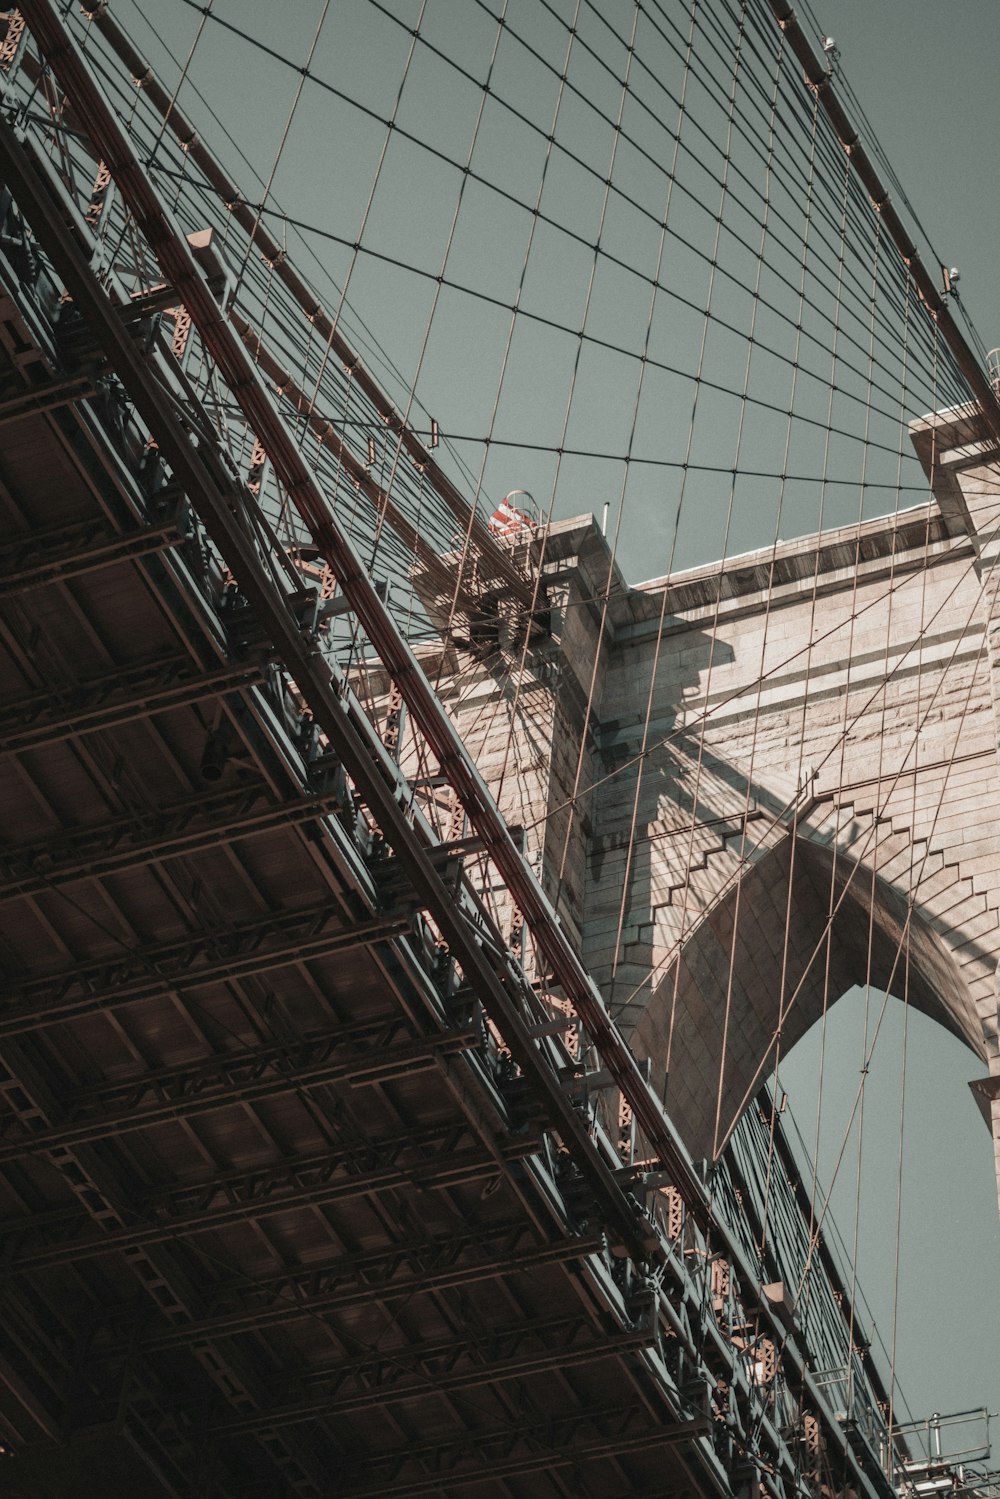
(424, 405, 1000, 1199)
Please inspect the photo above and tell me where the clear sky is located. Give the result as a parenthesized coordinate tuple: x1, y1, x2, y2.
(813, 0, 999, 349)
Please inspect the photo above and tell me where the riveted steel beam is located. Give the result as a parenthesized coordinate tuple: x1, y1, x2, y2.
(0, 371, 95, 424)
(0, 26, 923, 1499)
(0, 904, 404, 1037)
(0, 1024, 478, 1162)
(0, 510, 182, 597)
(331, 1404, 711, 1499)
(0, 783, 341, 906)
(2, 62, 892, 1499)
(3, 9, 708, 1238)
(0, 653, 262, 755)
(80, 3, 535, 612)
(101, 1225, 603, 1353)
(230, 313, 483, 618)
(206, 1315, 653, 1434)
(4, 1127, 540, 1270)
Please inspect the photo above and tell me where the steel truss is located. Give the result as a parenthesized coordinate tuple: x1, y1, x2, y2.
(0, 1025, 478, 1161)
(0, 904, 403, 1034)
(100, 1224, 605, 1351)
(200, 1315, 654, 1433)
(331, 1406, 713, 1499)
(76, 0, 536, 613)
(0, 507, 183, 596)
(0, 8, 916, 1496)
(0, 653, 262, 754)
(0, 370, 94, 425)
(0, 783, 342, 906)
(2, 1126, 542, 1270)
(0, 2, 702, 1238)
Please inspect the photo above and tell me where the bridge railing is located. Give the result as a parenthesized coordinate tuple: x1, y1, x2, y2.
(721, 1096, 895, 1469)
(893, 1409, 1000, 1496)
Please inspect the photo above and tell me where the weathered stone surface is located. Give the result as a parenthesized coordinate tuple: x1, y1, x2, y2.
(424, 405, 1000, 1203)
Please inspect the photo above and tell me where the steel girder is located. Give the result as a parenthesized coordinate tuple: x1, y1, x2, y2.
(20, 0, 708, 1218)
(0, 508, 183, 597)
(200, 1315, 654, 1435)
(121, 1397, 230, 1499)
(78, 3, 535, 614)
(0, 783, 342, 906)
(0, 1288, 67, 1445)
(328, 1405, 711, 1499)
(0, 1024, 478, 1162)
(0, 994, 337, 1499)
(99, 1224, 605, 1352)
(0, 64, 593, 1499)
(0, 370, 94, 424)
(0, 92, 741, 1499)
(0, 134, 728, 1493)
(0, 653, 262, 754)
(3, 1126, 542, 1270)
(121, 1399, 709, 1499)
(0, 907, 407, 1037)
(230, 312, 483, 619)
(117, 1372, 315, 1499)
(0, 1011, 337, 1495)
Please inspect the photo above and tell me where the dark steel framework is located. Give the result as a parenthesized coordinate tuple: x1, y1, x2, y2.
(0, 4, 960, 1495)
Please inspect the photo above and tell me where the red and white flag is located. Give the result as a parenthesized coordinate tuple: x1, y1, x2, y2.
(488, 497, 536, 538)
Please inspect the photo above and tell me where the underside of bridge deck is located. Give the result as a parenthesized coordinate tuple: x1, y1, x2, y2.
(0, 242, 708, 1499)
(0, 7, 916, 1496)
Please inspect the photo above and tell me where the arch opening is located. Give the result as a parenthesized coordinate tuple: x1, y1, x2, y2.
(627, 834, 986, 1162)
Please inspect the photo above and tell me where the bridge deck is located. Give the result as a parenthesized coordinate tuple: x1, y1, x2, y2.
(0, 215, 713, 1499)
(0, 5, 915, 1495)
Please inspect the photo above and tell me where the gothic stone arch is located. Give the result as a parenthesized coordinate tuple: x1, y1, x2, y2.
(629, 832, 979, 1161)
(426, 403, 1000, 1200)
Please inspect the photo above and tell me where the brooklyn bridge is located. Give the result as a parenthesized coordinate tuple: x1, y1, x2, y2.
(0, 2, 996, 1496)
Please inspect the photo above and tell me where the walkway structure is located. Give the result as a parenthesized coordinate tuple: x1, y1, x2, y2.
(0, 3, 997, 1497)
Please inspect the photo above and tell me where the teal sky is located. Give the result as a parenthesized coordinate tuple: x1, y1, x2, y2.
(817, 0, 999, 350)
